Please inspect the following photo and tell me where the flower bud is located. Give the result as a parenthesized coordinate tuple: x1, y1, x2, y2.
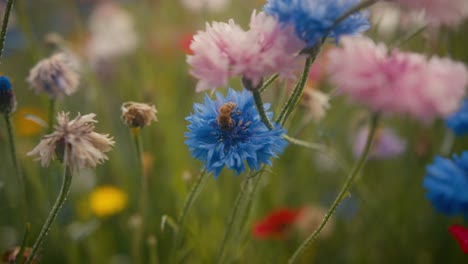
(0, 76, 17, 115)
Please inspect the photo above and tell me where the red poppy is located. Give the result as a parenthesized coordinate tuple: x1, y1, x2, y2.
(180, 33, 194, 55)
(448, 225, 468, 254)
(252, 208, 301, 239)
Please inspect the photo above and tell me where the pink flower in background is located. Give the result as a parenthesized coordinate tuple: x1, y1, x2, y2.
(391, 0, 468, 27)
(327, 36, 468, 122)
(187, 11, 306, 92)
(353, 126, 406, 159)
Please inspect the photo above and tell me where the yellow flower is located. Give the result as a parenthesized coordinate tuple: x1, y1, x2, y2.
(13, 107, 46, 137)
(89, 185, 127, 217)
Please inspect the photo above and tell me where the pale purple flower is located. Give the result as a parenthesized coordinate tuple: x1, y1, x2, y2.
(353, 126, 406, 159)
(327, 36, 468, 122)
(187, 11, 306, 92)
(391, 0, 468, 27)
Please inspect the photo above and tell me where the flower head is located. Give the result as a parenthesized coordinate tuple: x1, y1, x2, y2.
(327, 36, 468, 122)
(391, 0, 468, 27)
(89, 185, 128, 217)
(185, 88, 288, 177)
(27, 112, 115, 171)
(187, 10, 305, 92)
(121, 102, 158, 128)
(263, 0, 370, 48)
(353, 126, 406, 159)
(301, 88, 330, 122)
(87, 2, 138, 65)
(0, 75, 16, 114)
(423, 152, 468, 218)
(27, 53, 80, 99)
(448, 225, 468, 254)
(446, 98, 468, 136)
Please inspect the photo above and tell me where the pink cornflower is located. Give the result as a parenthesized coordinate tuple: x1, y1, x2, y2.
(327, 36, 468, 122)
(187, 10, 305, 92)
(391, 0, 468, 27)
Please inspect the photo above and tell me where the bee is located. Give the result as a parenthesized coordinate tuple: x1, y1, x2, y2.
(217, 102, 237, 131)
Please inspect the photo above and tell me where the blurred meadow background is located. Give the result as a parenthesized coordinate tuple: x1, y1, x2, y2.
(0, 0, 468, 263)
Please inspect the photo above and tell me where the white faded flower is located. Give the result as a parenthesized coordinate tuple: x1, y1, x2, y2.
(27, 112, 114, 171)
(180, 0, 230, 13)
(301, 88, 330, 122)
(121, 102, 158, 128)
(294, 205, 334, 239)
(27, 53, 80, 99)
(87, 2, 138, 65)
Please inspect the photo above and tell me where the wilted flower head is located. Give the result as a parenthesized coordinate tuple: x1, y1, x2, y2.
(89, 185, 128, 217)
(188, 10, 305, 92)
(27, 53, 80, 99)
(87, 2, 138, 65)
(423, 152, 468, 219)
(327, 36, 468, 122)
(293, 205, 334, 238)
(301, 88, 330, 122)
(448, 225, 468, 254)
(185, 88, 288, 177)
(27, 112, 114, 171)
(353, 126, 406, 159)
(121, 102, 158, 128)
(0, 75, 16, 114)
(446, 99, 468, 136)
(2, 247, 37, 264)
(263, 0, 370, 48)
(391, 0, 468, 27)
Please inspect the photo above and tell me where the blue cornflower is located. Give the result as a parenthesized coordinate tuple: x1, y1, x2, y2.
(423, 152, 468, 219)
(0, 76, 12, 91)
(263, 0, 370, 48)
(185, 88, 288, 178)
(0, 76, 16, 114)
(446, 99, 468, 136)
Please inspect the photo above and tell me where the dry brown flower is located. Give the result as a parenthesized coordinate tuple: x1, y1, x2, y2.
(27, 53, 80, 99)
(121, 101, 158, 128)
(27, 112, 114, 171)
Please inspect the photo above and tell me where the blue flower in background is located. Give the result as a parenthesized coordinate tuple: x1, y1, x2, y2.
(0, 75, 16, 114)
(263, 0, 370, 47)
(185, 89, 288, 177)
(423, 152, 468, 219)
(446, 99, 468, 136)
(0, 76, 12, 91)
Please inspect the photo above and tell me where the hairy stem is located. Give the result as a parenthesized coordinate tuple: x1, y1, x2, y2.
(27, 148, 73, 264)
(288, 113, 379, 264)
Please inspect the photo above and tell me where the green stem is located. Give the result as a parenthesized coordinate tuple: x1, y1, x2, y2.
(132, 129, 146, 263)
(288, 113, 380, 264)
(48, 99, 56, 133)
(27, 147, 73, 264)
(172, 169, 208, 261)
(4, 113, 20, 176)
(390, 25, 427, 49)
(276, 57, 313, 126)
(252, 91, 273, 130)
(258, 74, 279, 93)
(0, 0, 13, 60)
(215, 170, 263, 264)
(16, 223, 30, 264)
